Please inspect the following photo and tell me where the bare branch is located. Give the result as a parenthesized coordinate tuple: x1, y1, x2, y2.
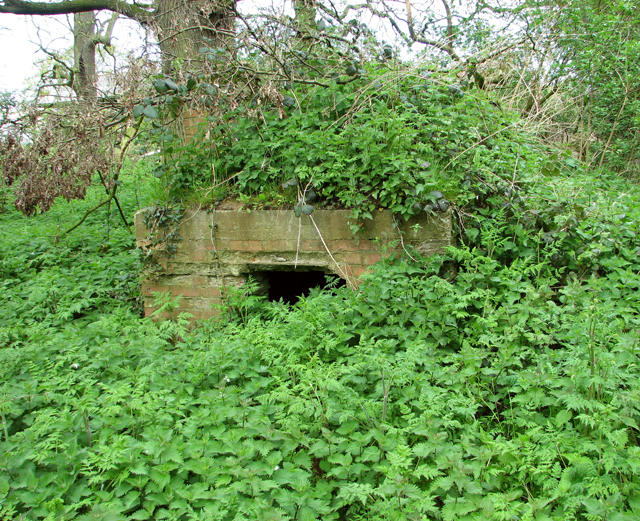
(0, 0, 152, 21)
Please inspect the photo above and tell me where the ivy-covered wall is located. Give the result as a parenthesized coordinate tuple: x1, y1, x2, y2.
(135, 209, 452, 320)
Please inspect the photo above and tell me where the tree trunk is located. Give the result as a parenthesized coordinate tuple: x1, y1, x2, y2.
(153, 0, 235, 145)
(73, 11, 97, 100)
(154, 0, 236, 75)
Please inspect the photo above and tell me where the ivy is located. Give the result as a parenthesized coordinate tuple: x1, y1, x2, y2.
(147, 67, 534, 224)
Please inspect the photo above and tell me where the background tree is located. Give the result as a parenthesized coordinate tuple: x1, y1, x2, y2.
(0, 0, 237, 75)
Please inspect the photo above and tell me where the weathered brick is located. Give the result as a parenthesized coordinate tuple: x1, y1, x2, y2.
(350, 266, 369, 278)
(190, 251, 208, 262)
(344, 253, 363, 264)
(333, 239, 361, 252)
(168, 286, 201, 298)
(136, 209, 452, 321)
(194, 240, 214, 251)
(213, 239, 230, 251)
(261, 240, 296, 251)
(299, 240, 325, 251)
(142, 285, 169, 296)
(200, 287, 222, 298)
(367, 253, 381, 265)
(201, 310, 220, 320)
(229, 240, 262, 251)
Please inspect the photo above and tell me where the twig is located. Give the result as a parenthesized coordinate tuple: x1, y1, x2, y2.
(295, 178, 314, 268)
(308, 215, 351, 284)
(392, 215, 418, 262)
(381, 369, 389, 424)
(63, 195, 114, 236)
(295, 217, 302, 269)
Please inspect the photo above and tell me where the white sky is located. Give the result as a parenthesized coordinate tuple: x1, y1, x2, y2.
(0, 12, 149, 93)
(0, 15, 43, 92)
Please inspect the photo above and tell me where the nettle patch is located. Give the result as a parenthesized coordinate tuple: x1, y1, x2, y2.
(2, 238, 640, 520)
(3, 53, 640, 521)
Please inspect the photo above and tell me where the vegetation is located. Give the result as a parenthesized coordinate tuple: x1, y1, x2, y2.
(149, 67, 527, 221)
(2, 132, 640, 519)
(2, 0, 640, 519)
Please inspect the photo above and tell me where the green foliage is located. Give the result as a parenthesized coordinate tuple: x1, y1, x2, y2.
(141, 204, 184, 259)
(213, 277, 266, 326)
(144, 68, 537, 222)
(521, 0, 640, 173)
(2, 146, 640, 519)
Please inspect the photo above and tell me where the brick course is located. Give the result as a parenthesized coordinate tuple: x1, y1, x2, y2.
(136, 209, 451, 320)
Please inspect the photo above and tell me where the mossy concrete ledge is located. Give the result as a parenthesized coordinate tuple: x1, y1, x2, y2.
(135, 208, 452, 320)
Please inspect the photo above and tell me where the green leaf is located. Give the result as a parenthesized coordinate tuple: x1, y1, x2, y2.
(358, 446, 380, 462)
(149, 468, 170, 489)
(143, 106, 160, 119)
(298, 507, 317, 521)
(301, 204, 314, 215)
(0, 477, 9, 497)
(164, 79, 179, 91)
(154, 80, 168, 93)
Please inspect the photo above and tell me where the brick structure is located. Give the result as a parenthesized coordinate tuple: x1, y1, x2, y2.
(183, 110, 207, 143)
(135, 209, 452, 320)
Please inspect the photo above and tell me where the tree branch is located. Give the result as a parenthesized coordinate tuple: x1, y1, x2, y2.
(0, 0, 151, 21)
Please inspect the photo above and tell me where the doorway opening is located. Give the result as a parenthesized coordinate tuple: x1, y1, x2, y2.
(251, 269, 346, 305)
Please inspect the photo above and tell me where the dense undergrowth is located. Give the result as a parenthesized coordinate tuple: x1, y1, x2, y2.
(148, 67, 541, 226)
(2, 153, 640, 520)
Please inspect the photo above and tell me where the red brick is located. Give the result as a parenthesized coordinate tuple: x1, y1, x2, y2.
(300, 240, 325, 251)
(190, 251, 207, 262)
(367, 253, 381, 265)
(142, 285, 169, 296)
(261, 240, 293, 251)
(190, 276, 206, 285)
(229, 240, 262, 251)
(351, 266, 370, 278)
(146, 309, 173, 321)
(168, 286, 201, 297)
(200, 287, 222, 298)
(333, 239, 360, 252)
(344, 253, 363, 264)
(195, 240, 214, 251)
(213, 239, 230, 251)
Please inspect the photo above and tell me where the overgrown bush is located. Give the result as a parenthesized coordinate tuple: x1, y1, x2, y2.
(146, 66, 548, 224)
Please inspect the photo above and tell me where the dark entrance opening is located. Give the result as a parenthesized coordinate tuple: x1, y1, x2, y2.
(252, 269, 346, 305)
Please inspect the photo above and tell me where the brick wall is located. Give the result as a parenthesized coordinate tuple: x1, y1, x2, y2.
(135, 209, 452, 320)
(183, 110, 207, 143)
